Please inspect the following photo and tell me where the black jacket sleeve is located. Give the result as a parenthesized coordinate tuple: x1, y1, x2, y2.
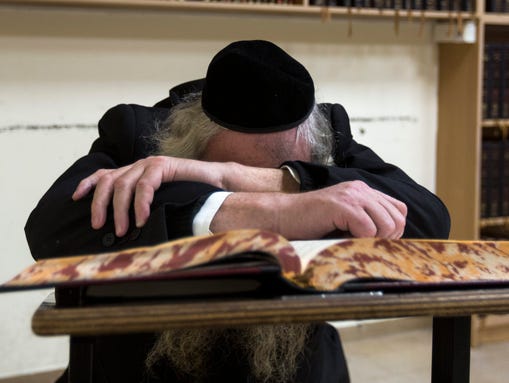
(283, 104, 450, 240)
(25, 104, 221, 260)
(25, 101, 449, 261)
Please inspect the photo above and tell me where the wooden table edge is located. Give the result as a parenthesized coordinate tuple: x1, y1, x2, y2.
(32, 289, 509, 336)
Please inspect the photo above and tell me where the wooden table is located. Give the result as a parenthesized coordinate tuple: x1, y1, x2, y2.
(32, 288, 509, 383)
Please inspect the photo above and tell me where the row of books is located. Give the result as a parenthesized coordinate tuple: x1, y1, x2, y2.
(483, 44, 509, 120)
(309, 0, 474, 11)
(481, 127, 509, 219)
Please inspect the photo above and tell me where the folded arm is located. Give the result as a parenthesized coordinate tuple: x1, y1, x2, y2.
(284, 141, 450, 239)
(72, 155, 408, 240)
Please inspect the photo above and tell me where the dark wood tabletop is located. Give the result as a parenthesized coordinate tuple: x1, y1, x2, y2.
(32, 288, 509, 336)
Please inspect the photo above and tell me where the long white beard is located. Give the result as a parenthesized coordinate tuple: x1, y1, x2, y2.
(145, 323, 311, 383)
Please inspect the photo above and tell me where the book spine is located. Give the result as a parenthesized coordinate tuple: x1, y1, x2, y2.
(499, 47, 506, 119)
(503, 138, 509, 216)
(494, 46, 501, 119)
(481, 142, 489, 218)
(505, 45, 509, 117)
(482, 127, 504, 218)
(461, 0, 472, 11)
(485, 44, 494, 119)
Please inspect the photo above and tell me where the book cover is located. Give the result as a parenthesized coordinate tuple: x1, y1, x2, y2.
(3, 229, 509, 301)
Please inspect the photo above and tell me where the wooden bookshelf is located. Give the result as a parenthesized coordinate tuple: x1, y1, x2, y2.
(0, 0, 477, 20)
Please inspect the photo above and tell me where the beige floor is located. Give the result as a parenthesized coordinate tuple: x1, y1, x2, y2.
(340, 318, 509, 383)
(2, 318, 508, 383)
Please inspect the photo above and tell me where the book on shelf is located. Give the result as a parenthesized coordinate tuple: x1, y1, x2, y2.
(483, 43, 509, 120)
(481, 126, 509, 227)
(486, 0, 509, 12)
(3, 229, 509, 306)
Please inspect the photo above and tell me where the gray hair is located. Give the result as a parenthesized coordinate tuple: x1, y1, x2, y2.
(154, 92, 334, 164)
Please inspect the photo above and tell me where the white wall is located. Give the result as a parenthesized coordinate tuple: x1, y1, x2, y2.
(0, 5, 437, 378)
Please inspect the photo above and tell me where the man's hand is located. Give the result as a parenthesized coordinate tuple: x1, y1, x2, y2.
(211, 181, 407, 239)
(72, 156, 299, 237)
(72, 156, 187, 236)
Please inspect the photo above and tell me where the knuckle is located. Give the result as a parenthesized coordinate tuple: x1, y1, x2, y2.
(347, 180, 368, 191)
(147, 155, 164, 166)
(363, 225, 377, 238)
(136, 179, 153, 191)
(99, 172, 116, 184)
(96, 169, 113, 180)
(338, 181, 370, 201)
(382, 219, 397, 234)
(354, 216, 377, 238)
(400, 202, 408, 216)
(94, 169, 106, 177)
(113, 177, 129, 190)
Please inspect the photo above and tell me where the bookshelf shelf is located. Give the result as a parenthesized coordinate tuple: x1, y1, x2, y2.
(483, 119, 509, 127)
(480, 216, 509, 228)
(0, 0, 477, 20)
(483, 13, 509, 25)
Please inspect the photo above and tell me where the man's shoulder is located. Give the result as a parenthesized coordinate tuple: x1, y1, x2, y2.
(90, 103, 170, 166)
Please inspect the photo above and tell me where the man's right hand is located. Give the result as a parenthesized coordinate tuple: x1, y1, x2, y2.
(211, 181, 407, 240)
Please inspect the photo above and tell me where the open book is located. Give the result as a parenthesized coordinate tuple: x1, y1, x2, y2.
(3, 229, 509, 302)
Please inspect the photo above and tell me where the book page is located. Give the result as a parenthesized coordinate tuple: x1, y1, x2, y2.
(290, 239, 347, 270)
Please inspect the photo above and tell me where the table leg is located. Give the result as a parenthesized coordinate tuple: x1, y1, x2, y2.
(431, 316, 471, 383)
(68, 336, 94, 383)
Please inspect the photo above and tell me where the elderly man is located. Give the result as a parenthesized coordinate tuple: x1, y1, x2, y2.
(26, 40, 450, 383)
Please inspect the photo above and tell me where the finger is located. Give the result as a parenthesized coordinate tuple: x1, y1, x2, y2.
(133, 166, 163, 228)
(363, 192, 406, 239)
(362, 193, 407, 239)
(377, 191, 408, 217)
(88, 167, 132, 229)
(338, 205, 378, 238)
(346, 210, 378, 238)
(378, 198, 407, 239)
(373, 191, 407, 238)
(111, 166, 146, 237)
(90, 172, 117, 230)
(72, 169, 111, 201)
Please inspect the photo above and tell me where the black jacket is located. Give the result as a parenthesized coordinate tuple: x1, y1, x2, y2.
(25, 91, 450, 261)
(25, 85, 450, 383)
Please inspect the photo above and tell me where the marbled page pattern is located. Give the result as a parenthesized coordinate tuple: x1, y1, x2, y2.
(302, 238, 509, 291)
(5, 230, 299, 287)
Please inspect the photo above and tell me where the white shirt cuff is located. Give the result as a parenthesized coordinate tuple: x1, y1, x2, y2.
(192, 191, 233, 236)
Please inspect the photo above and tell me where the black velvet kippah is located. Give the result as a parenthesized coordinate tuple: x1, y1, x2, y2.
(201, 40, 315, 133)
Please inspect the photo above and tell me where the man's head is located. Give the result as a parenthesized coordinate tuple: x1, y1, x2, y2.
(156, 40, 333, 166)
(149, 41, 330, 381)
(201, 40, 315, 134)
